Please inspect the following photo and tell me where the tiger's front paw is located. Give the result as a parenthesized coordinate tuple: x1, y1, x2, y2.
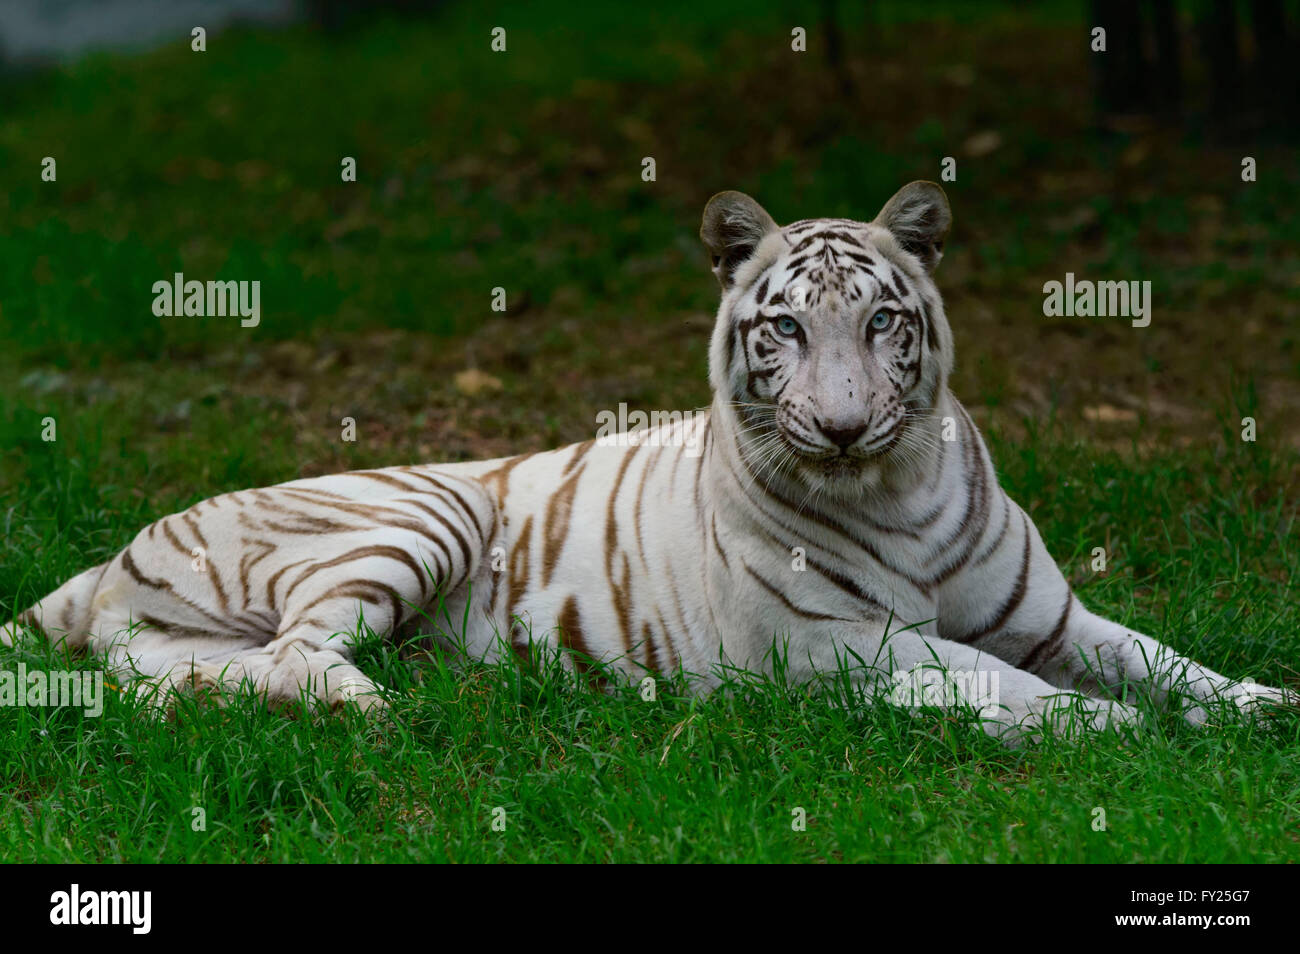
(1227, 679, 1295, 713)
(1183, 679, 1295, 727)
(331, 677, 390, 716)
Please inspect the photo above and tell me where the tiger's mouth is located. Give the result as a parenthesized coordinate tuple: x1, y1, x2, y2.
(783, 422, 904, 462)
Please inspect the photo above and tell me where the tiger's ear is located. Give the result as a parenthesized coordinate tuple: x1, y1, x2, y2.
(700, 191, 779, 288)
(873, 181, 951, 272)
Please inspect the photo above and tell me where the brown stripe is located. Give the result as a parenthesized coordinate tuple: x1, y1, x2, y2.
(238, 539, 276, 608)
(563, 439, 596, 476)
(479, 452, 538, 504)
(266, 558, 313, 606)
(137, 614, 232, 642)
(345, 469, 425, 492)
(1019, 593, 1073, 671)
(970, 495, 1013, 569)
(541, 462, 585, 587)
(120, 548, 250, 634)
(289, 580, 405, 633)
(926, 405, 991, 586)
(283, 545, 429, 605)
(604, 444, 643, 656)
(260, 518, 365, 535)
(395, 469, 490, 548)
(183, 512, 230, 614)
(273, 492, 457, 554)
(401, 499, 472, 582)
(506, 515, 534, 655)
(710, 514, 730, 570)
(160, 520, 191, 559)
(640, 621, 663, 675)
(744, 560, 842, 621)
(557, 594, 607, 688)
(632, 446, 666, 569)
(953, 512, 1032, 643)
(279, 486, 350, 500)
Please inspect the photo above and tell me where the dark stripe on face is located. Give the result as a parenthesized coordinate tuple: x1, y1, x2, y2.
(840, 250, 878, 269)
(746, 366, 776, 396)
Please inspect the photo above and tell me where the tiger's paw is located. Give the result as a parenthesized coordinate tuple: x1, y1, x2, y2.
(329, 677, 390, 716)
(1181, 679, 1295, 727)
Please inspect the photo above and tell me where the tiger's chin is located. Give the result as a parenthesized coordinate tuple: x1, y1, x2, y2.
(790, 433, 904, 495)
(804, 457, 882, 494)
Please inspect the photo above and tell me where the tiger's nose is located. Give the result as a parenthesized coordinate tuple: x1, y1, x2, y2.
(815, 419, 869, 451)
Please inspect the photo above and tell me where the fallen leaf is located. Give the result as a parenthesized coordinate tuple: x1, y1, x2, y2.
(454, 368, 504, 396)
(1082, 404, 1138, 423)
(963, 130, 1002, 158)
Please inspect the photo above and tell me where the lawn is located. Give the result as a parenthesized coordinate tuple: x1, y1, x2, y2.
(1, 0, 1297, 862)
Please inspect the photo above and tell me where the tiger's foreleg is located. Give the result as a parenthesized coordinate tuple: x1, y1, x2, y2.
(793, 623, 1142, 742)
(1018, 603, 1293, 723)
(945, 502, 1292, 724)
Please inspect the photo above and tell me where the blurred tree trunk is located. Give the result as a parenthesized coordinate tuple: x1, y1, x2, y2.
(1150, 0, 1182, 115)
(1091, 0, 1148, 119)
(1249, 0, 1297, 125)
(1089, 0, 1296, 140)
(820, 0, 855, 99)
(1197, 0, 1241, 126)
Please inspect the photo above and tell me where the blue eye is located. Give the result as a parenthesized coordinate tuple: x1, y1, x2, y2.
(869, 310, 893, 332)
(775, 316, 800, 337)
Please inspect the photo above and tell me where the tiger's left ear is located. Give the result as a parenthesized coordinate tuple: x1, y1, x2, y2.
(700, 191, 779, 288)
(873, 181, 951, 272)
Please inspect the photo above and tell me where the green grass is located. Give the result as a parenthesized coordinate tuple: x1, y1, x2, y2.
(4, 427, 1298, 863)
(4, 648, 1297, 864)
(2, 0, 1299, 862)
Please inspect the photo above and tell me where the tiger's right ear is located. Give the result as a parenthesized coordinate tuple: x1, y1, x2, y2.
(700, 191, 779, 288)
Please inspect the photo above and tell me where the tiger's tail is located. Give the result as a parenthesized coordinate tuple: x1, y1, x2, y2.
(2, 561, 109, 650)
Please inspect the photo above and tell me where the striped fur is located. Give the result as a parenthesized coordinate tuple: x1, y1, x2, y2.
(4, 182, 1289, 736)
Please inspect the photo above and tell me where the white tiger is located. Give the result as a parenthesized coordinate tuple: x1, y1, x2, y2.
(5, 181, 1290, 739)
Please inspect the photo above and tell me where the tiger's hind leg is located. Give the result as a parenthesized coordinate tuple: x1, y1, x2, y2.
(55, 468, 499, 714)
(208, 573, 425, 713)
(130, 527, 483, 712)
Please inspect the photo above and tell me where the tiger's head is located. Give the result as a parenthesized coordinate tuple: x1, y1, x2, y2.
(701, 181, 954, 495)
